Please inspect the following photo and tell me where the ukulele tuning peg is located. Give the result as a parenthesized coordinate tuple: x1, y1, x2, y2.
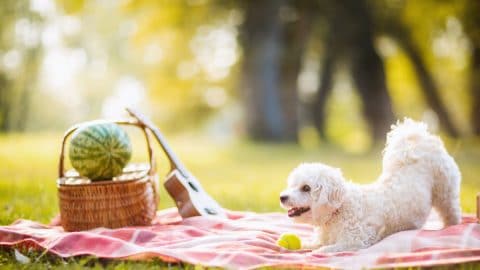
(205, 208, 217, 215)
(188, 182, 199, 192)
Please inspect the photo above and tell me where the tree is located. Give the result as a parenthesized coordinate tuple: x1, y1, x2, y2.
(463, 0, 480, 135)
(372, 0, 460, 137)
(240, 0, 312, 142)
(312, 0, 395, 142)
(0, 1, 16, 131)
(0, 0, 42, 132)
(392, 27, 460, 137)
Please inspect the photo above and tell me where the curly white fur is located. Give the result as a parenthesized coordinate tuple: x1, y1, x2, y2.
(280, 118, 461, 252)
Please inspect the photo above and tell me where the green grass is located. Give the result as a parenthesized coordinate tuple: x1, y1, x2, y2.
(0, 132, 479, 269)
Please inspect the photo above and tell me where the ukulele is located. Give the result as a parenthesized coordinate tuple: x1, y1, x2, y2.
(126, 108, 226, 218)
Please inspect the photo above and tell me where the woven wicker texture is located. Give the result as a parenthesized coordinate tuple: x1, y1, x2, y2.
(58, 174, 157, 231)
(57, 119, 158, 232)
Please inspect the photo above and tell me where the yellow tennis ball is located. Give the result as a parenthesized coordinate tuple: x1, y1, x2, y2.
(276, 233, 301, 250)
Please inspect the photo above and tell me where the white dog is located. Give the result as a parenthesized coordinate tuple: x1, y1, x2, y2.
(280, 119, 461, 252)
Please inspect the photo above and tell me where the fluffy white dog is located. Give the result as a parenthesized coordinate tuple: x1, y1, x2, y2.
(279, 119, 461, 252)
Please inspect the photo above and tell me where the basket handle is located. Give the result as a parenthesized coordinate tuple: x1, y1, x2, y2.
(125, 108, 189, 177)
(58, 119, 155, 178)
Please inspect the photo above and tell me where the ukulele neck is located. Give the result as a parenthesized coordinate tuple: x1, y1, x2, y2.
(126, 108, 189, 178)
(149, 127, 189, 178)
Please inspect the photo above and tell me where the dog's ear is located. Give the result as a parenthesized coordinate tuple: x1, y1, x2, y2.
(326, 177, 345, 209)
(311, 168, 345, 225)
(310, 184, 323, 201)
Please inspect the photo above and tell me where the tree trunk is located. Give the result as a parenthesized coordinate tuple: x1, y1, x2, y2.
(278, 1, 314, 141)
(312, 34, 337, 139)
(350, 38, 395, 142)
(15, 48, 40, 131)
(240, 0, 310, 142)
(471, 45, 480, 135)
(463, 0, 480, 135)
(311, 0, 395, 143)
(347, 0, 395, 142)
(396, 32, 460, 137)
(240, 0, 285, 141)
(0, 75, 12, 132)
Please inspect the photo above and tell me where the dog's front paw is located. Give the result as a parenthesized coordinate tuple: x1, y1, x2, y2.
(317, 244, 345, 253)
(302, 240, 322, 250)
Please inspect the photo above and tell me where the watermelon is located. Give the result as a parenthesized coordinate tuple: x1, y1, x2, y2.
(69, 123, 132, 181)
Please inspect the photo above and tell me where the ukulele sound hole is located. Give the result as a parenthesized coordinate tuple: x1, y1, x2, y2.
(205, 208, 217, 215)
(188, 181, 199, 192)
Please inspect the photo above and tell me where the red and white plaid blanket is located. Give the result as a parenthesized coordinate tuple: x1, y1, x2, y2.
(0, 208, 479, 269)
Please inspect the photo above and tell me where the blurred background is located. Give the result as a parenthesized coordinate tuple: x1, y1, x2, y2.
(0, 0, 479, 222)
(1, 0, 480, 147)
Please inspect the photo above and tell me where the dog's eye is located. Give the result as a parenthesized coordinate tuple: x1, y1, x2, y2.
(301, 185, 311, 192)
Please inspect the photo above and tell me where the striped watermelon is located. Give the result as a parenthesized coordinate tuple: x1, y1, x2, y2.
(69, 123, 132, 181)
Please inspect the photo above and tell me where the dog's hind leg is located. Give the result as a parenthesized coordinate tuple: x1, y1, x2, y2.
(431, 155, 462, 226)
(433, 194, 461, 226)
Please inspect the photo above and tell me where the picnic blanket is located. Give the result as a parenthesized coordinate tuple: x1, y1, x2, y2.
(0, 208, 479, 269)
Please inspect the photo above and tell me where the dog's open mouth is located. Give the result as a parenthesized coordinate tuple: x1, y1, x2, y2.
(287, 207, 310, 217)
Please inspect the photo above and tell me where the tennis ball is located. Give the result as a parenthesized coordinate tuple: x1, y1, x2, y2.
(276, 233, 301, 250)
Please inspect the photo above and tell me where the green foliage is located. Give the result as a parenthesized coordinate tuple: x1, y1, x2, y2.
(0, 0, 478, 140)
(399, 0, 472, 131)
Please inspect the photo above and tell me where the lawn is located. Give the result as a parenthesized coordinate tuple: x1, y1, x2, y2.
(0, 132, 479, 268)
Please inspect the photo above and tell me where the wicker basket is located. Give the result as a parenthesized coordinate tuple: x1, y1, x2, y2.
(57, 120, 158, 232)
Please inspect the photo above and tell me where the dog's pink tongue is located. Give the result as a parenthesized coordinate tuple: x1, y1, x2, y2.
(288, 208, 298, 216)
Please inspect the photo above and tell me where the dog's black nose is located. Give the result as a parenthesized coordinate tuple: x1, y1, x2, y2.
(280, 195, 288, 203)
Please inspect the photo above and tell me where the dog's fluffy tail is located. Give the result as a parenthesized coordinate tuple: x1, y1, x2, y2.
(383, 118, 441, 166)
(383, 118, 461, 226)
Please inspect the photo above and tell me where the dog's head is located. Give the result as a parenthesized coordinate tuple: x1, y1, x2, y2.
(279, 163, 346, 225)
